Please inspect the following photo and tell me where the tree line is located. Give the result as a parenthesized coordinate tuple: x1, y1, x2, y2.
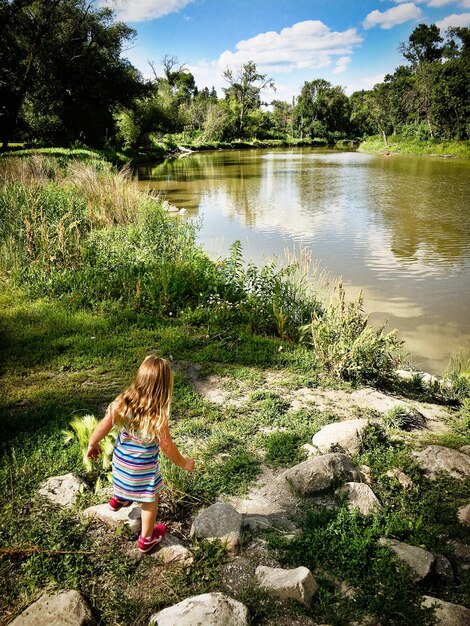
(1, 0, 469, 150)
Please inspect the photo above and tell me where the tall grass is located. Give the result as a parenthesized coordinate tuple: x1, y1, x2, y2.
(0, 155, 402, 382)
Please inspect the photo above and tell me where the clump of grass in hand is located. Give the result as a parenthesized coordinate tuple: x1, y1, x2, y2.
(63, 414, 115, 487)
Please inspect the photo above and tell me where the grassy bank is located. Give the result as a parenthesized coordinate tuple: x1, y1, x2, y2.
(1, 155, 469, 625)
(359, 135, 470, 159)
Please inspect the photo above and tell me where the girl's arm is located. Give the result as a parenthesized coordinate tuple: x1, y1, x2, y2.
(159, 425, 195, 471)
(86, 406, 115, 459)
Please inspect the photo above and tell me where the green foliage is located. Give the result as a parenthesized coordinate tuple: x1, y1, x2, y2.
(272, 505, 435, 625)
(301, 283, 402, 383)
(383, 405, 427, 431)
(264, 431, 304, 467)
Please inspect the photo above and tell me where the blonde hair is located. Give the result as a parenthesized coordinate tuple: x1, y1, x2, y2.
(112, 356, 173, 441)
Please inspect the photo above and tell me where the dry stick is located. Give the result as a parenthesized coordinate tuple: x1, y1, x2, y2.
(0, 544, 93, 557)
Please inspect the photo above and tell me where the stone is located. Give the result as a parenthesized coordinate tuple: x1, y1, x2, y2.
(359, 465, 372, 485)
(458, 504, 470, 526)
(395, 370, 440, 386)
(149, 592, 248, 626)
(8, 590, 95, 626)
(280, 453, 361, 496)
(311, 419, 370, 455)
(190, 502, 242, 551)
(378, 538, 435, 581)
(386, 469, 414, 490)
(434, 554, 454, 584)
(152, 533, 194, 566)
(414, 446, 470, 480)
(336, 482, 382, 515)
(422, 596, 470, 626)
(82, 502, 141, 533)
(255, 565, 318, 608)
(459, 445, 470, 456)
(301, 443, 321, 458)
(448, 541, 470, 570)
(227, 466, 300, 532)
(38, 474, 86, 507)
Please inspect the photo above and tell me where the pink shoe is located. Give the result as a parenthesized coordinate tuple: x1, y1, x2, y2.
(138, 523, 167, 553)
(109, 496, 132, 511)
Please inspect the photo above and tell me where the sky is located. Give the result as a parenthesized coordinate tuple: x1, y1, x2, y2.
(101, 0, 470, 101)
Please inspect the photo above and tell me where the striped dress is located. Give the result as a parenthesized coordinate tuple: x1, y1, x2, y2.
(112, 430, 164, 503)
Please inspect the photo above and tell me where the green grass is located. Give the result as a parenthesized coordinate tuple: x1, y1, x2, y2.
(359, 135, 470, 159)
(1, 154, 469, 625)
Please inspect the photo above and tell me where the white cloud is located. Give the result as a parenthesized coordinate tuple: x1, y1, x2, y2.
(363, 3, 422, 30)
(101, 0, 195, 22)
(436, 11, 470, 28)
(216, 20, 362, 73)
(332, 56, 352, 74)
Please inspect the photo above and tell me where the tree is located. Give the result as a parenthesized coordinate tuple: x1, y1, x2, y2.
(400, 23, 443, 67)
(0, 0, 142, 147)
(362, 84, 393, 147)
(294, 79, 350, 139)
(223, 61, 275, 136)
(271, 100, 293, 137)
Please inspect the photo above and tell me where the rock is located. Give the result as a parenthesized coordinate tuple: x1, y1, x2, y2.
(149, 592, 248, 625)
(227, 466, 300, 532)
(301, 443, 321, 458)
(153, 533, 194, 566)
(422, 596, 470, 626)
(280, 453, 361, 496)
(311, 419, 370, 455)
(414, 446, 470, 480)
(38, 474, 86, 507)
(458, 504, 470, 526)
(386, 469, 414, 490)
(395, 370, 439, 386)
(190, 502, 242, 552)
(448, 541, 470, 570)
(8, 590, 95, 626)
(434, 554, 454, 584)
(82, 502, 141, 533)
(336, 482, 382, 515)
(459, 445, 470, 456)
(178, 208, 188, 215)
(255, 565, 318, 608)
(359, 465, 372, 485)
(378, 538, 434, 581)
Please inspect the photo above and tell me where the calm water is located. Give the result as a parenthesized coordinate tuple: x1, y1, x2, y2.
(137, 148, 470, 375)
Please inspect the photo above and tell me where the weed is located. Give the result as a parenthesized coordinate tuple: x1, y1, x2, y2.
(383, 405, 427, 431)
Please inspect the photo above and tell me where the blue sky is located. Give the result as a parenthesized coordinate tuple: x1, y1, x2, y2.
(102, 0, 470, 100)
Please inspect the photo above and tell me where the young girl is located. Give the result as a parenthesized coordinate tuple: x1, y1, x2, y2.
(87, 356, 195, 553)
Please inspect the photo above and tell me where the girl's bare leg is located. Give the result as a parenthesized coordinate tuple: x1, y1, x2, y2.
(141, 496, 159, 537)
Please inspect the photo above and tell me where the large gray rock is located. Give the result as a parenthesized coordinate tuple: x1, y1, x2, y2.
(336, 482, 382, 515)
(38, 474, 86, 507)
(8, 590, 95, 626)
(422, 596, 470, 626)
(414, 446, 470, 480)
(448, 541, 470, 570)
(459, 445, 470, 456)
(255, 565, 317, 608)
(311, 419, 369, 455)
(82, 502, 141, 533)
(190, 502, 242, 551)
(458, 504, 470, 526)
(153, 533, 194, 566)
(378, 538, 434, 581)
(281, 453, 361, 496)
(149, 592, 248, 626)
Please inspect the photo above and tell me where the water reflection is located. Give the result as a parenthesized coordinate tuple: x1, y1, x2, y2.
(137, 148, 470, 374)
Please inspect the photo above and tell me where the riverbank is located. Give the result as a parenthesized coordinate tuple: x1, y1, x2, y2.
(1, 155, 469, 625)
(358, 135, 470, 159)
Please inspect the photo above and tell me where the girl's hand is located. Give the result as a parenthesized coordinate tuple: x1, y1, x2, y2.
(86, 444, 101, 460)
(184, 457, 195, 472)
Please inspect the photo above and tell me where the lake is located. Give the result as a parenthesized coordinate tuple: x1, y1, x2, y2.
(136, 148, 470, 376)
